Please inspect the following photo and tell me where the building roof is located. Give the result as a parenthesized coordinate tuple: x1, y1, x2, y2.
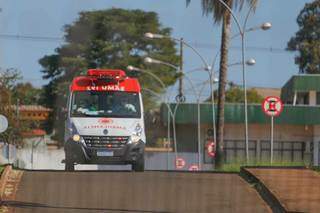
(281, 75, 320, 103)
(22, 129, 46, 137)
(161, 103, 320, 125)
(17, 105, 52, 112)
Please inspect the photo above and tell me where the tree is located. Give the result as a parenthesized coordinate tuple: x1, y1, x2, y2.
(225, 85, 263, 103)
(39, 9, 179, 144)
(187, 0, 258, 167)
(12, 83, 42, 105)
(287, 0, 320, 74)
(207, 82, 263, 103)
(0, 69, 29, 146)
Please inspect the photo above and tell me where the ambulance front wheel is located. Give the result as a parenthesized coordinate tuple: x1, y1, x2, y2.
(65, 157, 75, 171)
(65, 160, 74, 171)
(132, 154, 144, 172)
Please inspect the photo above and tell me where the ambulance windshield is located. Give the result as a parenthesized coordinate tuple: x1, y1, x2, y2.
(70, 91, 141, 118)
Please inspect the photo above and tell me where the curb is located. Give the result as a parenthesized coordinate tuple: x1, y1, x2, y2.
(241, 165, 307, 170)
(0, 164, 24, 213)
(0, 165, 13, 200)
(240, 167, 287, 213)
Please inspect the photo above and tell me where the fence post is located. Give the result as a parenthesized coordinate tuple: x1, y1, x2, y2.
(256, 140, 260, 162)
(313, 141, 319, 166)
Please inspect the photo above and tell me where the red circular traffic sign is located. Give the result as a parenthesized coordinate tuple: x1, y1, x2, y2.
(175, 158, 186, 169)
(206, 141, 216, 158)
(189, 164, 199, 171)
(262, 96, 283, 117)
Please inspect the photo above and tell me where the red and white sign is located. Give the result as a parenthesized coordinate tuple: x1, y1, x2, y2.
(188, 164, 199, 171)
(262, 96, 283, 117)
(175, 158, 186, 169)
(98, 118, 114, 124)
(206, 141, 216, 158)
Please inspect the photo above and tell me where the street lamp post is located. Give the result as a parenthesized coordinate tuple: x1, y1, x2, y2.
(145, 34, 215, 169)
(144, 33, 210, 70)
(230, 22, 272, 40)
(143, 57, 188, 152)
(228, 58, 256, 67)
(144, 57, 211, 170)
(177, 38, 185, 103)
(211, 22, 271, 72)
(140, 87, 172, 170)
(127, 65, 177, 169)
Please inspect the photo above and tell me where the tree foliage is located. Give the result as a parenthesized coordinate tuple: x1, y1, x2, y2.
(225, 85, 263, 103)
(208, 83, 263, 103)
(12, 83, 42, 105)
(287, 0, 320, 74)
(187, 0, 258, 23)
(39, 9, 179, 143)
(0, 69, 29, 145)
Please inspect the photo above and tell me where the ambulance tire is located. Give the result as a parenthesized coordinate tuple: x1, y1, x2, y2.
(65, 158, 75, 171)
(132, 154, 144, 172)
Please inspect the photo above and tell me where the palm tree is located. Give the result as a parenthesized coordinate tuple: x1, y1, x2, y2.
(186, 0, 258, 167)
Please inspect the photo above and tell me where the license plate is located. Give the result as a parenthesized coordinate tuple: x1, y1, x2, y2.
(97, 151, 114, 157)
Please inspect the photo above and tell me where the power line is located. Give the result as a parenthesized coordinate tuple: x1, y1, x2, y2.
(0, 33, 289, 53)
(0, 34, 63, 42)
(21, 78, 46, 81)
(190, 42, 287, 53)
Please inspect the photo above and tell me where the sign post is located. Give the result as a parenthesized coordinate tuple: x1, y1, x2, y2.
(270, 116, 274, 164)
(262, 97, 283, 164)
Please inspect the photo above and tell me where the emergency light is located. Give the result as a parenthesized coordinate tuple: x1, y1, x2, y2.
(87, 69, 126, 81)
(71, 69, 140, 92)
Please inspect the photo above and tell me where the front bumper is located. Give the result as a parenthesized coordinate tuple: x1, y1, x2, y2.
(64, 138, 145, 164)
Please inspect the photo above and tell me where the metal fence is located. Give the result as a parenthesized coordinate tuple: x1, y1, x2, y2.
(219, 139, 308, 163)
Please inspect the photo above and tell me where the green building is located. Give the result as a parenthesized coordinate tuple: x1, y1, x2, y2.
(159, 75, 320, 165)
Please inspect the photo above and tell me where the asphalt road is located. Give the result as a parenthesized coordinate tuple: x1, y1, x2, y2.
(3, 171, 271, 213)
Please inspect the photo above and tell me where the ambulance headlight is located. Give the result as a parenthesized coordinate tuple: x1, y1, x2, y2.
(134, 123, 142, 137)
(72, 134, 81, 142)
(130, 135, 141, 144)
(128, 124, 142, 144)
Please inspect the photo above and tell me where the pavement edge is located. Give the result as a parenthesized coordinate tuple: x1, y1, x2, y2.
(240, 167, 287, 213)
(0, 165, 24, 213)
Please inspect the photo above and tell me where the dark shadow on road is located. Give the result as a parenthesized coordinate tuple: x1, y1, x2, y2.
(1, 201, 170, 213)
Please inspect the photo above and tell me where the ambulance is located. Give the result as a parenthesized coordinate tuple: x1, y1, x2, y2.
(64, 69, 145, 171)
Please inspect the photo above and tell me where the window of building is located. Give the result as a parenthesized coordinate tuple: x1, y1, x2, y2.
(316, 92, 320, 105)
(296, 92, 309, 105)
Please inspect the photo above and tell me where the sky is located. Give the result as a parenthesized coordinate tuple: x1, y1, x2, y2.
(0, 0, 314, 100)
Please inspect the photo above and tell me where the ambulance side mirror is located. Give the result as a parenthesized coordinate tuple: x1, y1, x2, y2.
(61, 108, 68, 120)
(62, 107, 68, 113)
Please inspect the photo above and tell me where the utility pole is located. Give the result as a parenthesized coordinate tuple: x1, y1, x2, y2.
(16, 98, 20, 118)
(176, 38, 185, 103)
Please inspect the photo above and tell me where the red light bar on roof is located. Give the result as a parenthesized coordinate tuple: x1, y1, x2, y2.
(87, 69, 126, 79)
(71, 76, 141, 92)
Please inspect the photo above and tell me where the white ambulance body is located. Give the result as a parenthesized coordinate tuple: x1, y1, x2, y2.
(64, 69, 145, 171)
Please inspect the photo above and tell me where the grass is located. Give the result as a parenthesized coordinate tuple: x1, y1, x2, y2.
(216, 161, 307, 173)
(311, 166, 320, 173)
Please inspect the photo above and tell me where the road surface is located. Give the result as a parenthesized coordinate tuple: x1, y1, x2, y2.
(1, 170, 271, 213)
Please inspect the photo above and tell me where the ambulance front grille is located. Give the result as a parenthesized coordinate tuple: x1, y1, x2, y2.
(83, 135, 130, 148)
